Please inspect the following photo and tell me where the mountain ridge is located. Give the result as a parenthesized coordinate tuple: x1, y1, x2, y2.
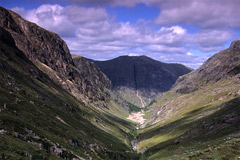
(88, 55, 192, 92)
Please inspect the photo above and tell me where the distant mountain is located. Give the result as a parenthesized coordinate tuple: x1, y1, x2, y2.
(90, 55, 191, 92)
(83, 55, 192, 107)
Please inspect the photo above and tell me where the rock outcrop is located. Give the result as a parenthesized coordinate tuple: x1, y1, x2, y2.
(72, 54, 112, 101)
(174, 40, 240, 93)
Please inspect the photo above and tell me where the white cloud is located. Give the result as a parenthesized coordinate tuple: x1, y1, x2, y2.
(153, 0, 240, 29)
(160, 26, 186, 35)
(60, 0, 147, 7)
(12, 3, 236, 69)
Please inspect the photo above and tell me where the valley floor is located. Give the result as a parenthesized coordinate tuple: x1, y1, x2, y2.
(127, 111, 146, 125)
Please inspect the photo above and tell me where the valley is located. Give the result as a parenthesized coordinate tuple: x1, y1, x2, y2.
(1, 5, 240, 160)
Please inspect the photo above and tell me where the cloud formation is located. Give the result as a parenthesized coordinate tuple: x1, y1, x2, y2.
(153, 0, 240, 29)
(12, 1, 239, 69)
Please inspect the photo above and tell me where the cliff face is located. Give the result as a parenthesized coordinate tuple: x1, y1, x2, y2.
(72, 54, 112, 90)
(174, 40, 240, 93)
(0, 6, 110, 104)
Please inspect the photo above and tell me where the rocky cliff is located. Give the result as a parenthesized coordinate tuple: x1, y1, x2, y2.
(0, 6, 111, 104)
(72, 54, 111, 90)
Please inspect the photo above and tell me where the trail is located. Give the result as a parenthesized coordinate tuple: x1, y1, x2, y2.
(136, 91, 145, 108)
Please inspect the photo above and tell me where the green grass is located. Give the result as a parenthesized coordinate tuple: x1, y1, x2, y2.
(114, 87, 157, 108)
(0, 52, 140, 159)
(135, 77, 240, 159)
(137, 96, 240, 159)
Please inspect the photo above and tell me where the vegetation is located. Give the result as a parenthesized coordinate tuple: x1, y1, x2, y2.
(0, 48, 139, 159)
(125, 100, 142, 113)
(134, 77, 240, 159)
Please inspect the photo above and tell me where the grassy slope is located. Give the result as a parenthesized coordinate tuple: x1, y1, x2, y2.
(114, 87, 144, 107)
(136, 77, 240, 159)
(0, 46, 139, 159)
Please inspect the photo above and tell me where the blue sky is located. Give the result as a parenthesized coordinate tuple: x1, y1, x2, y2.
(107, 4, 159, 23)
(1, 0, 240, 69)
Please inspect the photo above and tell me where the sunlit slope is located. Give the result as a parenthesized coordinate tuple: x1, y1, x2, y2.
(137, 40, 240, 159)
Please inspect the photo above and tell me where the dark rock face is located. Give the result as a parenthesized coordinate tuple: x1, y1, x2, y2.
(0, 7, 73, 76)
(174, 40, 240, 93)
(0, 6, 111, 103)
(90, 55, 191, 93)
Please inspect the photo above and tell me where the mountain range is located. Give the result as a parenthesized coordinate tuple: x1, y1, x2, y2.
(1, 6, 240, 160)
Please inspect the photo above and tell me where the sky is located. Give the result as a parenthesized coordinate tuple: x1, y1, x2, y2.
(1, 0, 240, 69)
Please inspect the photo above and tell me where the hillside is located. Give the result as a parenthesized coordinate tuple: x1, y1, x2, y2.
(136, 40, 240, 159)
(0, 6, 139, 159)
(81, 55, 191, 107)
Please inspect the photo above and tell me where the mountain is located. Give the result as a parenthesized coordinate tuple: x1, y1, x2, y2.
(83, 55, 191, 107)
(136, 40, 240, 159)
(0, 6, 111, 106)
(0, 6, 139, 159)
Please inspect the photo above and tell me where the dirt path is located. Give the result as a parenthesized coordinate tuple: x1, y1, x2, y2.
(127, 112, 146, 124)
(136, 91, 145, 108)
